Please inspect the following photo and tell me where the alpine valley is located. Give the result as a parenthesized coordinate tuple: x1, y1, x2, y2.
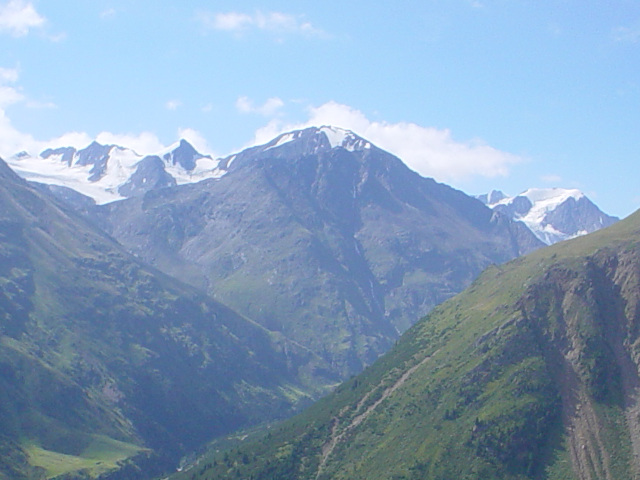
(0, 157, 313, 479)
(0, 126, 621, 480)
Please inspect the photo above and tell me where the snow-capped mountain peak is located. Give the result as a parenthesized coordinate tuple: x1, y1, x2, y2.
(161, 139, 210, 171)
(216, 126, 375, 172)
(317, 126, 372, 151)
(515, 187, 583, 206)
(6, 126, 379, 205)
(6, 139, 224, 204)
(479, 187, 617, 245)
(261, 126, 372, 154)
(476, 189, 507, 206)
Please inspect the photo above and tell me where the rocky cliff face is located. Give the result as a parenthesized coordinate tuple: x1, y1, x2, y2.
(518, 244, 640, 480)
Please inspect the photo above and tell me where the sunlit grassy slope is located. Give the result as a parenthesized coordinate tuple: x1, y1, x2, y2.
(173, 210, 640, 480)
(26, 436, 145, 479)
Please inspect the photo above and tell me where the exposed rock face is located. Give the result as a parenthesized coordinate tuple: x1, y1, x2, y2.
(517, 243, 640, 480)
(118, 155, 177, 197)
(162, 138, 207, 171)
(96, 127, 543, 384)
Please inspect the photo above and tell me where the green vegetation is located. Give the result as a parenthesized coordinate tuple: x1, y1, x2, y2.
(0, 161, 310, 479)
(26, 436, 145, 479)
(172, 210, 640, 480)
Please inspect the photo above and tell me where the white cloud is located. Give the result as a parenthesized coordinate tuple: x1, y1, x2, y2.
(0, 109, 35, 156)
(41, 128, 214, 157)
(95, 131, 164, 155)
(43, 131, 92, 150)
(0, 66, 33, 157)
(613, 25, 640, 44)
(235, 96, 253, 113)
(46, 31, 66, 42)
(236, 96, 284, 117)
(0, 76, 172, 158)
(0, 119, 99, 158)
(541, 174, 562, 184)
(0, 85, 23, 107)
(0, 66, 19, 83)
(199, 10, 326, 38)
(25, 99, 56, 109)
(165, 99, 182, 111)
(0, 72, 203, 158)
(100, 8, 116, 19)
(0, 0, 45, 37)
(250, 101, 522, 182)
(0, 66, 24, 107)
(0, 66, 210, 159)
(207, 11, 252, 31)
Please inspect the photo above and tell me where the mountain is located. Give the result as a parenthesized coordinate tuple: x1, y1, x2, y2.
(0, 157, 312, 480)
(478, 188, 618, 245)
(91, 126, 544, 389)
(6, 139, 223, 204)
(173, 206, 640, 480)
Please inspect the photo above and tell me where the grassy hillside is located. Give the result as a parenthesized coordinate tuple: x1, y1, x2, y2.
(0, 159, 312, 480)
(172, 210, 640, 480)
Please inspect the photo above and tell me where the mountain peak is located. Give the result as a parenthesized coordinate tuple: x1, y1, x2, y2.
(6, 137, 222, 204)
(162, 138, 211, 172)
(480, 187, 617, 244)
(218, 126, 381, 173)
(520, 187, 585, 207)
(315, 125, 370, 150)
(262, 126, 373, 154)
(476, 189, 507, 205)
(76, 141, 112, 163)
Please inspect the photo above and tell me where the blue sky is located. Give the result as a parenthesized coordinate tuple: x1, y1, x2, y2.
(0, 0, 639, 217)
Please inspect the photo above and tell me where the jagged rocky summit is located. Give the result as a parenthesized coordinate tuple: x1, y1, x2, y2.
(478, 188, 618, 245)
(6, 127, 372, 205)
(7, 138, 223, 203)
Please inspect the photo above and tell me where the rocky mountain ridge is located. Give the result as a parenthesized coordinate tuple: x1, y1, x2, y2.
(6, 127, 376, 205)
(8, 128, 618, 250)
(7, 138, 223, 203)
(92, 126, 544, 386)
(5, 127, 619, 389)
(478, 188, 618, 244)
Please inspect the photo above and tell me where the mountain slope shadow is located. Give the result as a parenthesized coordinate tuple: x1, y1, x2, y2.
(0, 158, 314, 480)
